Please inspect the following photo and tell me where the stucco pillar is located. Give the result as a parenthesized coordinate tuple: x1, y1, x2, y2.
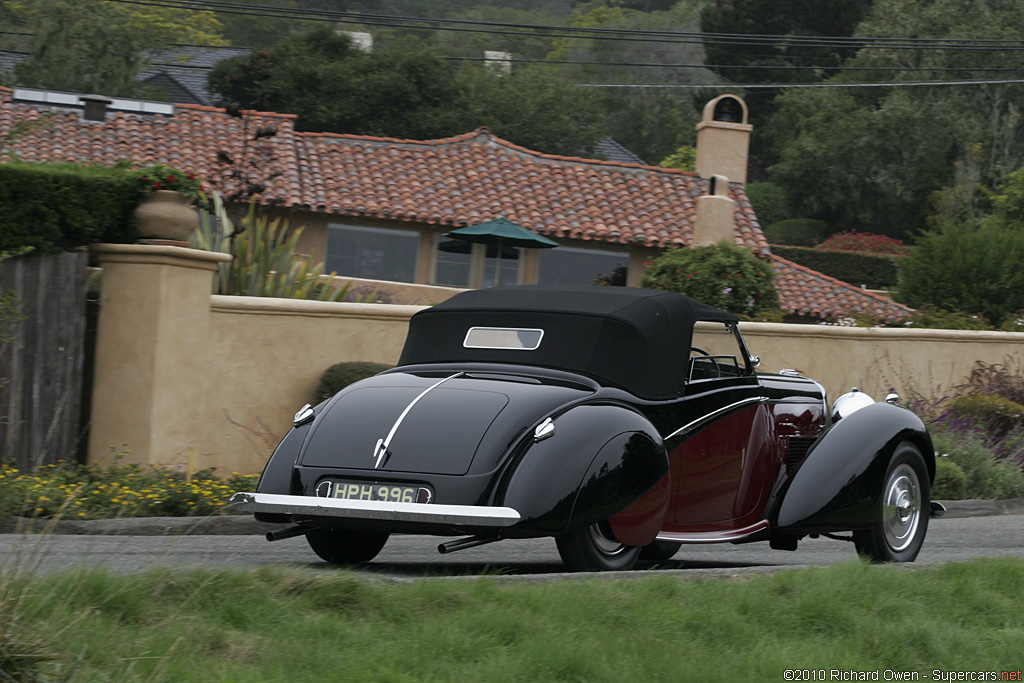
(88, 244, 231, 468)
(693, 174, 737, 247)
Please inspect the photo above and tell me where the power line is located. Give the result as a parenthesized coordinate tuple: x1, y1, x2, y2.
(106, 0, 1024, 52)
(447, 56, 1024, 73)
(581, 78, 1024, 89)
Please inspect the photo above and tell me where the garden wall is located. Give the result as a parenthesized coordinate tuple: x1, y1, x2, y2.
(87, 244, 1024, 475)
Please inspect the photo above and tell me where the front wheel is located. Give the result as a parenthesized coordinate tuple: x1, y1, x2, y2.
(853, 442, 930, 563)
(556, 521, 640, 572)
(306, 528, 389, 565)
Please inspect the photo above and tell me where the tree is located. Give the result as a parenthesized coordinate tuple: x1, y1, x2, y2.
(700, 0, 872, 87)
(5, 0, 225, 97)
(210, 29, 468, 139)
(766, 0, 1024, 239)
(699, 0, 873, 172)
(209, 27, 607, 156)
(547, 3, 711, 163)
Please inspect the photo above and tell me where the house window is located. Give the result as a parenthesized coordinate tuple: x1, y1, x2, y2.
(326, 224, 419, 283)
(483, 245, 522, 287)
(433, 235, 522, 288)
(537, 247, 629, 286)
(434, 236, 474, 287)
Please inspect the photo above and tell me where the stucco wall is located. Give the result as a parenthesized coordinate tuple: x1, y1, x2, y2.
(88, 244, 1024, 476)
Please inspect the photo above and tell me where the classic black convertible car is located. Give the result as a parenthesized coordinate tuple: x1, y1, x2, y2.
(232, 285, 943, 571)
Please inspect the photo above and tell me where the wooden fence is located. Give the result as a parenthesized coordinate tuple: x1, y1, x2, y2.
(0, 251, 89, 470)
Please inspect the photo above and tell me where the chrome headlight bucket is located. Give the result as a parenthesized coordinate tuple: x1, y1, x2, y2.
(831, 388, 875, 422)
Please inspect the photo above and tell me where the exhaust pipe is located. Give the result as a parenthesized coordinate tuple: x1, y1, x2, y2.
(266, 525, 313, 542)
(437, 535, 500, 554)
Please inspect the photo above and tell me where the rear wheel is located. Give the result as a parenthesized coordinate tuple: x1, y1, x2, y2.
(853, 442, 930, 563)
(305, 528, 389, 565)
(556, 521, 640, 572)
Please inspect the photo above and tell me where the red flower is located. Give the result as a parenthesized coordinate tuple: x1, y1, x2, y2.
(166, 174, 178, 183)
(153, 180, 163, 189)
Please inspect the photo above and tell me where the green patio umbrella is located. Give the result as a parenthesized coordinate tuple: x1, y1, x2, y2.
(445, 217, 560, 249)
(445, 217, 558, 286)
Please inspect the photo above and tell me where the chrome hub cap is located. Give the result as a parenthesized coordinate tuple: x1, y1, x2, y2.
(589, 522, 626, 557)
(882, 464, 921, 552)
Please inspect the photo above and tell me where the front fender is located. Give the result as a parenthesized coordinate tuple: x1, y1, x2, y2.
(496, 404, 669, 538)
(775, 401, 934, 533)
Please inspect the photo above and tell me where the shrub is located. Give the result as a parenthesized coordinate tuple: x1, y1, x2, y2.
(897, 217, 1024, 328)
(316, 362, 392, 403)
(929, 428, 1024, 499)
(932, 457, 967, 500)
(948, 393, 1024, 439)
(657, 145, 696, 171)
(640, 241, 779, 315)
(0, 460, 260, 519)
(816, 230, 909, 255)
(904, 307, 993, 331)
(0, 161, 137, 252)
(192, 191, 353, 301)
(763, 218, 829, 247)
(958, 359, 1024, 405)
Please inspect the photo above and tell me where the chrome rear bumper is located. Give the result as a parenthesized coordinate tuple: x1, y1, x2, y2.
(229, 492, 521, 527)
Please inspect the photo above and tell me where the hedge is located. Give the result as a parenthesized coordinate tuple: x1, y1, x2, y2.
(772, 245, 902, 290)
(0, 162, 138, 253)
(762, 218, 830, 247)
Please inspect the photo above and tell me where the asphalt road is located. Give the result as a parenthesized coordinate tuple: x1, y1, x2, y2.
(2, 512, 1022, 580)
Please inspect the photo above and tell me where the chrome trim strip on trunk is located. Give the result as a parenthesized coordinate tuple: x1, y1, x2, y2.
(655, 520, 769, 544)
(230, 492, 521, 527)
(373, 371, 464, 468)
(664, 396, 768, 442)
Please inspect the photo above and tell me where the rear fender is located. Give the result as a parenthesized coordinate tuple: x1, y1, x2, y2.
(496, 404, 669, 538)
(774, 402, 934, 533)
(253, 423, 311, 522)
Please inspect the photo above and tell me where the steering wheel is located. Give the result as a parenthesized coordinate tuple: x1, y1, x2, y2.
(688, 346, 720, 380)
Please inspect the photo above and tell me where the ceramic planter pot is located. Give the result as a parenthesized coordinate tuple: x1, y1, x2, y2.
(134, 190, 198, 243)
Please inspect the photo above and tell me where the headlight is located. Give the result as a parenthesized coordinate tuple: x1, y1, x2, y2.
(831, 388, 875, 422)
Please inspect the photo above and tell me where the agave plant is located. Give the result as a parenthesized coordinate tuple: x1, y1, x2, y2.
(192, 191, 351, 301)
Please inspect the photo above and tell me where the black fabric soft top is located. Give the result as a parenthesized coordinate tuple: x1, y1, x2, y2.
(398, 286, 738, 400)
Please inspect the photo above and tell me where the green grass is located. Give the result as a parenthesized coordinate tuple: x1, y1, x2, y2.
(2, 559, 1023, 682)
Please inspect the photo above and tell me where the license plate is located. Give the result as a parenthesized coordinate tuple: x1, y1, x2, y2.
(317, 480, 433, 504)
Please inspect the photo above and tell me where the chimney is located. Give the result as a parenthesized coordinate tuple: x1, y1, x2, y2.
(693, 174, 736, 247)
(80, 94, 112, 122)
(695, 94, 752, 184)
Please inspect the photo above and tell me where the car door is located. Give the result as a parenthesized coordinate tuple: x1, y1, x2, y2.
(665, 322, 773, 527)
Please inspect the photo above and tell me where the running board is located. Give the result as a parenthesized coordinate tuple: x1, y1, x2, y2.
(655, 520, 770, 544)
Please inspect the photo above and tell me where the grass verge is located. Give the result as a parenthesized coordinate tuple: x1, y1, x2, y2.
(2, 558, 1022, 682)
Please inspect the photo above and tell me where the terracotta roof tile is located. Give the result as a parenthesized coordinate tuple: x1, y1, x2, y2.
(0, 86, 909, 320)
(772, 255, 913, 322)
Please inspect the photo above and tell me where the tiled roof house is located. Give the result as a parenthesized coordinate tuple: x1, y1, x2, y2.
(0, 85, 912, 321)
